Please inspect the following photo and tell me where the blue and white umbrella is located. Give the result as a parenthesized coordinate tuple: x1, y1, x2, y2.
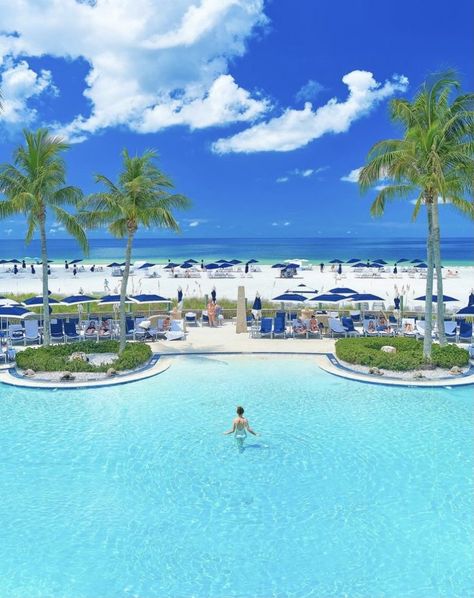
(130, 294, 169, 304)
(372, 259, 388, 264)
(272, 293, 307, 302)
(62, 295, 98, 305)
(99, 294, 134, 304)
(456, 305, 474, 317)
(252, 295, 262, 310)
(329, 259, 344, 264)
(137, 262, 156, 269)
(308, 293, 347, 303)
(205, 263, 220, 270)
(164, 262, 180, 269)
(0, 306, 35, 319)
(414, 294, 459, 303)
(328, 287, 357, 295)
(346, 258, 361, 263)
(0, 297, 21, 306)
(348, 293, 384, 302)
(23, 296, 61, 307)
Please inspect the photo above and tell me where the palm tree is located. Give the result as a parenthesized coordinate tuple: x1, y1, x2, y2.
(359, 72, 474, 359)
(80, 149, 190, 352)
(0, 129, 88, 345)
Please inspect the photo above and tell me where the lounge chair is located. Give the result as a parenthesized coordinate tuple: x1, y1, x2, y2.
(349, 310, 361, 323)
(292, 319, 308, 339)
(442, 321, 457, 341)
(165, 319, 186, 341)
(64, 321, 80, 342)
(24, 320, 41, 345)
(363, 319, 378, 336)
(8, 324, 24, 345)
(401, 318, 417, 337)
(201, 311, 209, 326)
(341, 317, 360, 337)
(84, 320, 98, 341)
(415, 320, 435, 339)
(185, 312, 198, 326)
(273, 315, 287, 338)
(125, 317, 135, 339)
(259, 317, 273, 338)
(329, 318, 351, 337)
(458, 321, 472, 343)
(50, 320, 65, 342)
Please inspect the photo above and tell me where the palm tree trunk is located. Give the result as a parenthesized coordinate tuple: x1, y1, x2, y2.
(119, 232, 134, 352)
(39, 217, 51, 346)
(432, 199, 446, 345)
(423, 200, 434, 360)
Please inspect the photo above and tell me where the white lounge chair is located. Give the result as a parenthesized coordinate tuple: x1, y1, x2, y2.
(329, 318, 351, 337)
(415, 320, 436, 339)
(363, 319, 378, 336)
(165, 320, 186, 341)
(401, 318, 417, 337)
(24, 319, 40, 344)
(8, 324, 24, 344)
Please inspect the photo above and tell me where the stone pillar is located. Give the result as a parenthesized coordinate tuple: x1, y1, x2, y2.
(236, 285, 247, 333)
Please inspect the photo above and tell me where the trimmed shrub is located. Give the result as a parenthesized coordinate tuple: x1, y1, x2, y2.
(16, 341, 152, 373)
(335, 337, 469, 371)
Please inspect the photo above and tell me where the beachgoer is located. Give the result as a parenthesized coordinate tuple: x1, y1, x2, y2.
(207, 300, 216, 327)
(319, 262, 324, 273)
(223, 406, 258, 451)
(309, 315, 319, 332)
(292, 318, 306, 334)
(13, 264, 18, 275)
(85, 322, 96, 335)
(404, 322, 413, 333)
(162, 316, 171, 331)
(90, 264, 95, 272)
(99, 321, 110, 336)
(21, 260, 26, 269)
(367, 320, 376, 333)
(30, 265, 36, 275)
(73, 265, 77, 277)
(337, 263, 342, 275)
(47, 265, 51, 276)
(104, 278, 110, 292)
(65, 260, 69, 270)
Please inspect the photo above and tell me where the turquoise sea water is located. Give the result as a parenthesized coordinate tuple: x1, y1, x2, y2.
(0, 236, 472, 265)
(0, 355, 472, 598)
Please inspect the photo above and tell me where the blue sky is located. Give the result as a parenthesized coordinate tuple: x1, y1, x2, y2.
(0, 0, 472, 240)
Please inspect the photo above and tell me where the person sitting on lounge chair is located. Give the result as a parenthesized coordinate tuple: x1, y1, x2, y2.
(162, 316, 171, 331)
(292, 318, 306, 334)
(404, 321, 414, 334)
(309, 315, 319, 332)
(85, 322, 96, 335)
(377, 313, 390, 332)
(367, 320, 376, 333)
(98, 321, 110, 336)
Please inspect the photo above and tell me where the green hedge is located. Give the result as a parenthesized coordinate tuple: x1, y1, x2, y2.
(16, 341, 152, 373)
(335, 337, 469, 371)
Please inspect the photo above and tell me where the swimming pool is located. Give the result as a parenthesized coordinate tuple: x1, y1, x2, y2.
(0, 355, 472, 598)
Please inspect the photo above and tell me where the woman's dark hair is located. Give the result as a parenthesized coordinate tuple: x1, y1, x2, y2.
(236, 406, 244, 415)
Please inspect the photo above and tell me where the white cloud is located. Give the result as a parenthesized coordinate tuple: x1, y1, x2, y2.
(0, 0, 269, 141)
(283, 221, 291, 226)
(4, 228, 13, 235)
(295, 79, 325, 103)
(271, 222, 278, 226)
(212, 70, 408, 153)
(0, 59, 57, 126)
(188, 220, 200, 227)
(276, 176, 289, 183)
(277, 166, 327, 183)
(341, 167, 362, 183)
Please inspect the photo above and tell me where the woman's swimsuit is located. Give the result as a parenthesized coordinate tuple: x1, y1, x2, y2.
(234, 425, 247, 440)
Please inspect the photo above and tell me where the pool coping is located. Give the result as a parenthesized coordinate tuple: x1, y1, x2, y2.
(1, 350, 472, 389)
(0, 354, 170, 390)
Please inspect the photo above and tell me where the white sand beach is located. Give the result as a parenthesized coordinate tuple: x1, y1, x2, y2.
(1, 261, 472, 310)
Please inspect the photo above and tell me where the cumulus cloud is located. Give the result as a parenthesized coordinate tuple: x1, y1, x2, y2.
(212, 70, 408, 154)
(276, 166, 327, 183)
(0, 0, 269, 141)
(276, 176, 289, 183)
(341, 167, 362, 183)
(0, 59, 57, 126)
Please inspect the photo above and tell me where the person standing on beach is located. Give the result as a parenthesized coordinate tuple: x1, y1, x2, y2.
(65, 260, 69, 270)
(73, 265, 77, 277)
(207, 300, 216, 327)
(224, 406, 258, 452)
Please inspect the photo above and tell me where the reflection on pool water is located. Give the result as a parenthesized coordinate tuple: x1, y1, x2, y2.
(0, 355, 472, 598)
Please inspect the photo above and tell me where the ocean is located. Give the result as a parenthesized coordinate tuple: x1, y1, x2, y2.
(0, 237, 472, 265)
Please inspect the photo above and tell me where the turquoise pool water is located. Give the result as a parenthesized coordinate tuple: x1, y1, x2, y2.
(0, 355, 472, 598)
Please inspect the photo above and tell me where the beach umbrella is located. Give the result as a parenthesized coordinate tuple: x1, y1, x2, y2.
(211, 287, 217, 302)
(164, 262, 180, 269)
(218, 262, 233, 269)
(308, 293, 346, 303)
(346, 258, 361, 263)
(8, 259, 21, 264)
(0, 306, 35, 319)
(23, 296, 61, 307)
(215, 259, 229, 264)
(69, 259, 83, 264)
(0, 297, 21, 306)
(186, 259, 198, 264)
(329, 287, 357, 295)
(396, 258, 410, 263)
(229, 259, 242, 265)
(107, 262, 122, 268)
(468, 292, 474, 307)
(272, 293, 307, 302)
(372, 259, 388, 264)
(414, 294, 459, 303)
(247, 259, 259, 264)
(411, 258, 423, 263)
(62, 295, 98, 305)
(416, 262, 428, 268)
(369, 262, 383, 268)
(348, 293, 384, 301)
(131, 294, 169, 304)
(272, 263, 286, 268)
(99, 294, 134, 304)
(177, 288, 183, 303)
(329, 259, 343, 264)
(205, 263, 220, 270)
(352, 262, 368, 268)
(456, 305, 474, 317)
(285, 263, 300, 269)
(287, 284, 318, 294)
(252, 295, 262, 310)
(179, 262, 194, 269)
(137, 262, 156, 269)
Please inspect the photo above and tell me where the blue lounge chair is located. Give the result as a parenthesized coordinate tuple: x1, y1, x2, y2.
(442, 321, 457, 341)
(273, 315, 286, 338)
(8, 324, 24, 345)
(50, 320, 64, 342)
(125, 318, 135, 339)
(259, 317, 273, 338)
(24, 320, 41, 345)
(458, 321, 472, 343)
(64, 321, 80, 342)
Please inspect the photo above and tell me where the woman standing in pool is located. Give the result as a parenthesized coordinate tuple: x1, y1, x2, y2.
(224, 406, 258, 450)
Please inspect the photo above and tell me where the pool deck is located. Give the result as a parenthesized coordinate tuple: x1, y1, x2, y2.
(1, 323, 473, 388)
